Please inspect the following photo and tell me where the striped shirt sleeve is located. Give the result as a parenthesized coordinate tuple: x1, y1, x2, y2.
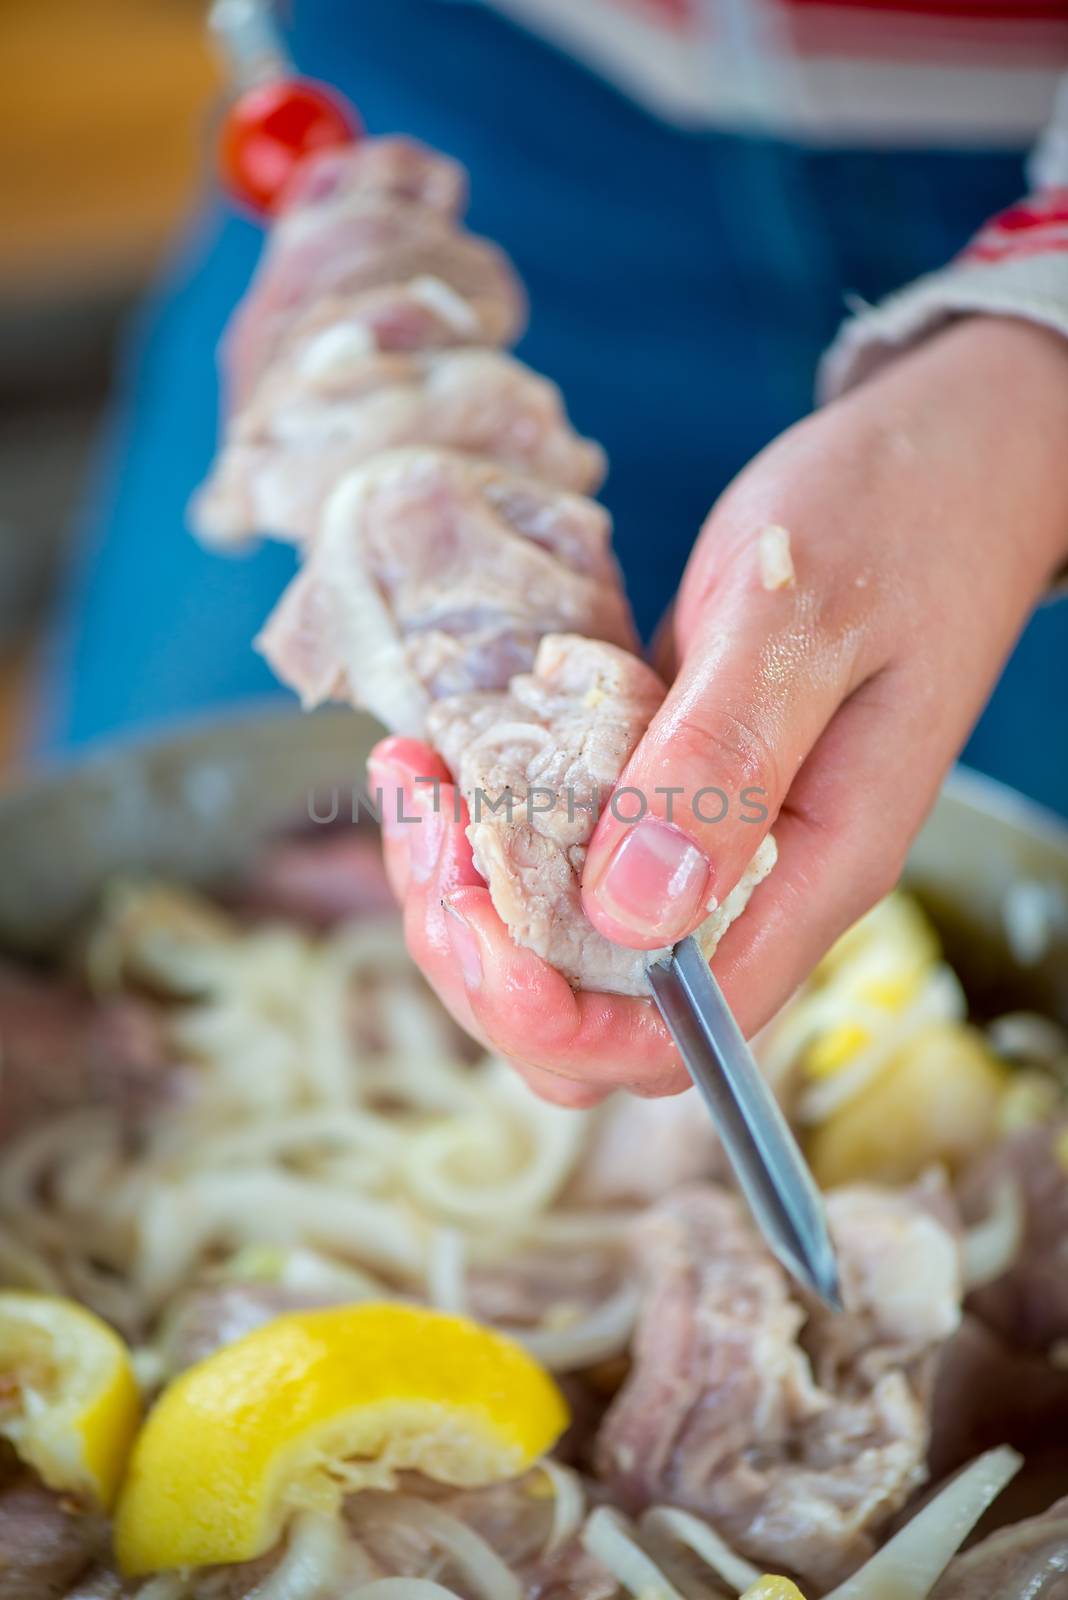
(820, 75, 1068, 400)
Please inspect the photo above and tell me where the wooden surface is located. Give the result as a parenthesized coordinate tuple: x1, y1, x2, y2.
(0, 0, 219, 298)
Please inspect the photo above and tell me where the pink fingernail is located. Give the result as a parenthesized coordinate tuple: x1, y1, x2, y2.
(444, 901, 483, 990)
(594, 820, 711, 940)
(407, 790, 445, 882)
(368, 758, 406, 842)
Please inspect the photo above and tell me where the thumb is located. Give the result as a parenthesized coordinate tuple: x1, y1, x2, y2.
(581, 583, 857, 950)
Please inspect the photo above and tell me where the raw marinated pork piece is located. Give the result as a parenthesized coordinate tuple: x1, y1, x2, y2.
(595, 1182, 962, 1590)
(430, 634, 777, 994)
(572, 1088, 725, 1205)
(224, 138, 525, 405)
(929, 1313, 1068, 1477)
(193, 347, 605, 548)
(958, 1118, 1068, 1353)
(257, 450, 635, 739)
(157, 1281, 357, 1376)
(0, 965, 167, 1144)
(346, 1479, 614, 1600)
(931, 1495, 1068, 1598)
(0, 1476, 106, 1600)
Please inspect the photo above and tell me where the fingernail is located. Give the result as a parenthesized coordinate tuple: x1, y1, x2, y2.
(407, 790, 445, 882)
(444, 901, 483, 990)
(368, 758, 405, 842)
(594, 820, 711, 940)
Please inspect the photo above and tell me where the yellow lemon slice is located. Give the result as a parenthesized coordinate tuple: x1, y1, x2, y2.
(115, 1301, 569, 1575)
(740, 1580, 808, 1600)
(0, 1291, 140, 1509)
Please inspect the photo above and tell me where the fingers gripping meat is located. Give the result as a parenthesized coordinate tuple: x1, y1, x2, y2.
(429, 634, 776, 994)
(222, 138, 526, 406)
(193, 348, 605, 548)
(257, 451, 635, 738)
(595, 1182, 961, 1590)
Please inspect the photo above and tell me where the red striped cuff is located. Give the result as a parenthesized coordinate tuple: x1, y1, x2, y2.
(961, 187, 1068, 264)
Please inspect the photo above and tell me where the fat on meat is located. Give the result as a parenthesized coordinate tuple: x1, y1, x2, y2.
(257, 450, 635, 739)
(594, 1182, 961, 1591)
(429, 634, 777, 994)
(224, 139, 525, 404)
(193, 348, 604, 548)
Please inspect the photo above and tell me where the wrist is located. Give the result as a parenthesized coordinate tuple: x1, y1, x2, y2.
(830, 314, 1068, 597)
(906, 316, 1068, 579)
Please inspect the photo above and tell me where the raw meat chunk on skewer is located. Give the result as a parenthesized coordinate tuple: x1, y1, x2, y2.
(430, 634, 776, 995)
(193, 348, 605, 548)
(257, 450, 635, 739)
(225, 139, 525, 404)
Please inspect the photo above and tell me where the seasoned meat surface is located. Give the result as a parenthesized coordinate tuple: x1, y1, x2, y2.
(430, 634, 776, 993)
(257, 451, 635, 739)
(194, 347, 604, 547)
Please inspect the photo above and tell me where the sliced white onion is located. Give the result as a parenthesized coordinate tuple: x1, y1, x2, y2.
(134, 1173, 426, 1307)
(538, 1461, 587, 1555)
(403, 1064, 588, 1227)
(0, 1223, 62, 1292)
(961, 1179, 1024, 1290)
(134, 1577, 189, 1600)
(350, 1495, 522, 1600)
(1002, 880, 1061, 968)
(427, 1227, 468, 1313)
(582, 1506, 686, 1599)
(352, 1583, 463, 1600)
(516, 1279, 640, 1372)
(640, 1506, 760, 1594)
(823, 1446, 1023, 1600)
(986, 1011, 1068, 1064)
(254, 1512, 371, 1600)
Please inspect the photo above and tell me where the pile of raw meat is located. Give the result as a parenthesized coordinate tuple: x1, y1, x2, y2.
(192, 137, 775, 993)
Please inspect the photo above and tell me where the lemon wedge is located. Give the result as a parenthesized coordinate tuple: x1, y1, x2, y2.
(115, 1301, 569, 1575)
(740, 1580, 807, 1600)
(808, 1021, 1006, 1186)
(0, 1291, 140, 1509)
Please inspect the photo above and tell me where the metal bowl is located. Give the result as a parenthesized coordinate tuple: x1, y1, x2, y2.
(0, 708, 1065, 1022)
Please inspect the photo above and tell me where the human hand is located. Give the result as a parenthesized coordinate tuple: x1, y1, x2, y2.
(370, 316, 1068, 1101)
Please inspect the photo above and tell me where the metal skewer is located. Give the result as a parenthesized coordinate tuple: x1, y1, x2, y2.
(209, 0, 291, 88)
(648, 934, 842, 1309)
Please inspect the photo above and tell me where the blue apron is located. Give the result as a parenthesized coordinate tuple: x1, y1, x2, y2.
(34, 0, 1067, 817)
